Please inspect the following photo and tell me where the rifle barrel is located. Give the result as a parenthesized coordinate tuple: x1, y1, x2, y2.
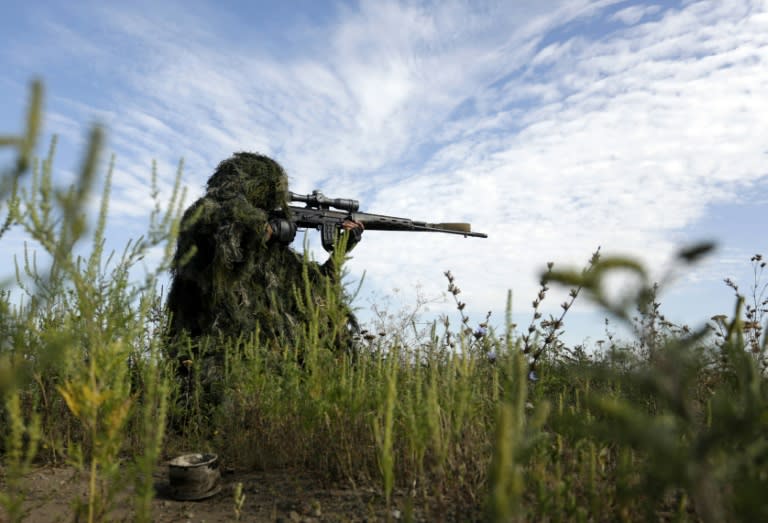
(351, 212, 488, 238)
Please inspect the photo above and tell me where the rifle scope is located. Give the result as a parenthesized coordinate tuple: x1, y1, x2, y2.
(289, 190, 359, 212)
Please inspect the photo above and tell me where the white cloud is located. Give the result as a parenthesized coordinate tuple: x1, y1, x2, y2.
(3, 0, 767, 340)
(345, 0, 768, 326)
(611, 4, 662, 26)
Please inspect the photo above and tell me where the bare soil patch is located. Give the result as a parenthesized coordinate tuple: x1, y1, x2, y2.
(1, 463, 430, 522)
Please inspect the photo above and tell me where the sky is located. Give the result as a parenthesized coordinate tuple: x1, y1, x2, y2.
(1, 0, 766, 347)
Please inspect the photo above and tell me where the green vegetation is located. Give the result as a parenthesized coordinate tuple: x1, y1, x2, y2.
(1, 82, 767, 522)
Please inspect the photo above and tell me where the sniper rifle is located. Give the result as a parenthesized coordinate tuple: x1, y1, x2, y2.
(271, 190, 488, 251)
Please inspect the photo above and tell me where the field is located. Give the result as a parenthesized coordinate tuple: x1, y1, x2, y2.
(2, 83, 767, 522)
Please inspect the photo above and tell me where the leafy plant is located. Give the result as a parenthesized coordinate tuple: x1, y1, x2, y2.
(1, 81, 182, 522)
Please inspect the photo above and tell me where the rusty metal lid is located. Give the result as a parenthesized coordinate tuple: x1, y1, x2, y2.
(167, 453, 222, 501)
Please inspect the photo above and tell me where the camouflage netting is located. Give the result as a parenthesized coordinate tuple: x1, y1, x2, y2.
(166, 152, 356, 361)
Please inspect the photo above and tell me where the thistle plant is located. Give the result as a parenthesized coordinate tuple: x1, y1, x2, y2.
(442, 270, 493, 356)
(522, 248, 600, 372)
(721, 254, 767, 368)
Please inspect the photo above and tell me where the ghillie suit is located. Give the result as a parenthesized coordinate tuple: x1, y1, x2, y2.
(166, 153, 359, 399)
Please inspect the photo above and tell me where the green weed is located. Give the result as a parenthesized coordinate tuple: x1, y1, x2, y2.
(2, 81, 767, 522)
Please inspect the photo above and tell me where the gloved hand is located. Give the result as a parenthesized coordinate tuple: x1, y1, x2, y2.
(341, 219, 364, 248)
(268, 218, 297, 244)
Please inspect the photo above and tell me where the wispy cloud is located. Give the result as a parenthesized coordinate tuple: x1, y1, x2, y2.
(611, 4, 663, 25)
(347, 0, 767, 322)
(2, 0, 766, 337)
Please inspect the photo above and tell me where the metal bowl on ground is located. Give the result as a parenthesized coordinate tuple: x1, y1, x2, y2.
(168, 453, 222, 501)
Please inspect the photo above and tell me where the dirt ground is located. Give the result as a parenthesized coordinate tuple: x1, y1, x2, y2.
(1, 463, 431, 522)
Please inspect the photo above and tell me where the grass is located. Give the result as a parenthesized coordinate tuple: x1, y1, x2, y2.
(1, 81, 767, 522)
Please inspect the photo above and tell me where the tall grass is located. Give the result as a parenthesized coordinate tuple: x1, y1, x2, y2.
(0, 82, 183, 522)
(1, 81, 767, 522)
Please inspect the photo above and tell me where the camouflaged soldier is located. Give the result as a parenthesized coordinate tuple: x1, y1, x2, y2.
(166, 152, 363, 393)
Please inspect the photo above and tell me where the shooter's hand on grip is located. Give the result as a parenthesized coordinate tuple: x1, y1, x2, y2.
(342, 218, 365, 246)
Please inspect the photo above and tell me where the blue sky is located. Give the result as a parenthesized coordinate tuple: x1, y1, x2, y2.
(1, 0, 766, 346)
